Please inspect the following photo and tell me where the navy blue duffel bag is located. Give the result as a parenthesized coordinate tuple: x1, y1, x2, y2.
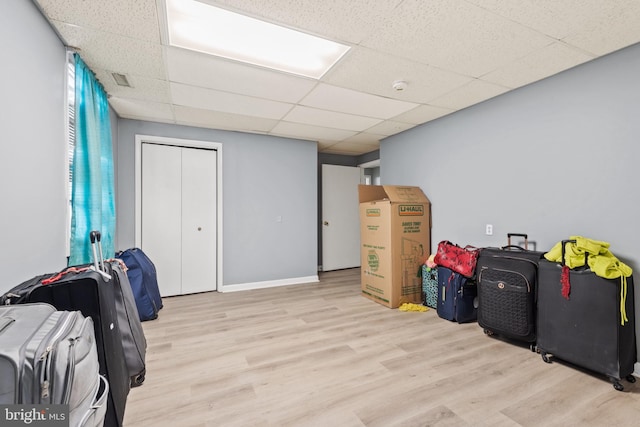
(116, 248, 163, 321)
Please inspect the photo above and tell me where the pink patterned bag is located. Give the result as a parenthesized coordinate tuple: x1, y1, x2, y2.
(433, 240, 480, 277)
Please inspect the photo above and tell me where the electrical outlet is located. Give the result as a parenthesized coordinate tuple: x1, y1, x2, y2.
(485, 224, 493, 235)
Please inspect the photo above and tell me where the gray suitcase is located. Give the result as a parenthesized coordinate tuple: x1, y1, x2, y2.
(0, 303, 109, 427)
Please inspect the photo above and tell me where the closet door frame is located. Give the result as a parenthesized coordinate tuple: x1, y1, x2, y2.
(134, 134, 223, 292)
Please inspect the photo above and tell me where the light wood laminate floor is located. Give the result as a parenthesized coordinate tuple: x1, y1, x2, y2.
(123, 268, 640, 427)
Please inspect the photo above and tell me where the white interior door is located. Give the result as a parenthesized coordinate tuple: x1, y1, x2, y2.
(321, 164, 361, 271)
(141, 143, 217, 296)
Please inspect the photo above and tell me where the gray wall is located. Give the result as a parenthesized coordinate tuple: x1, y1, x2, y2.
(117, 120, 318, 285)
(381, 42, 640, 266)
(0, 1, 68, 289)
(381, 42, 640, 368)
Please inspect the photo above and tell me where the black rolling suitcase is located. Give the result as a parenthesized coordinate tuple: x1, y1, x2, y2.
(108, 258, 147, 387)
(2, 232, 131, 426)
(476, 233, 543, 349)
(92, 233, 147, 388)
(1, 238, 147, 389)
(537, 239, 636, 391)
(26, 268, 130, 427)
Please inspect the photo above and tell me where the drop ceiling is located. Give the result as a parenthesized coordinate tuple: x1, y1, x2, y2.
(34, 0, 640, 155)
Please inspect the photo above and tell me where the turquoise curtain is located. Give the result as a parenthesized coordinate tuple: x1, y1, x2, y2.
(69, 54, 116, 265)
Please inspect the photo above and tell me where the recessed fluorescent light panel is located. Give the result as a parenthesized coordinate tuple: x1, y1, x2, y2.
(165, 0, 351, 79)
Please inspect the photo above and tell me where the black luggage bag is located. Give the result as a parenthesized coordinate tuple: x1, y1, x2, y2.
(108, 258, 147, 387)
(476, 233, 543, 349)
(25, 266, 130, 426)
(537, 240, 636, 391)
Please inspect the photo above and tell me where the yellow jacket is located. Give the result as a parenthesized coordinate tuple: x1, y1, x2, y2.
(544, 236, 632, 325)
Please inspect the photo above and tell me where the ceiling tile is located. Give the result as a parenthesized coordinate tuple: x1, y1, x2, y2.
(466, 0, 613, 40)
(322, 46, 473, 104)
(173, 106, 277, 132)
(170, 82, 293, 120)
(327, 141, 380, 153)
(318, 141, 338, 150)
(108, 98, 175, 121)
(94, 70, 171, 103)
(34, 0, 640, 157)
(392, 105, 455, 125)
(429, 79, 510, 110)
(36, 0, 160, 42)
(343, 132, 386, 145)
(166, 47, 318, 103)
(481, 42, 595, 89)
(364, 121, 416, 137)
(270, 122, 358, 141)
(466, 1, 640, 58)
(201, 0, 404, 44)
(561, 1, 640, 56)
(300, 83, 418, 119)
(360, 0, 553, 77)
(318, 133, 380, 152)
(284, 105, 382, 131)
(318, 141, 379, 156)
(53, 21, 166, 79)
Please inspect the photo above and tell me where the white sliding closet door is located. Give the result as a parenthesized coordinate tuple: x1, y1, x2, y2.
(141, 143, 217, 296)
(181, 147, 217, 294)
(141, 143, 182, 296)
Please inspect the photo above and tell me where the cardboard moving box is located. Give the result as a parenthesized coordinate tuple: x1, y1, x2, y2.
(359, 185, 431, 308)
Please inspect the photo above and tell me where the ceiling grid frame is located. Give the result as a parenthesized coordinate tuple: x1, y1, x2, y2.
(34, 0, 640, 155)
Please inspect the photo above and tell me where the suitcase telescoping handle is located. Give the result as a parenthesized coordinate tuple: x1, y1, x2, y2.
(90, 231, 100, 272)
(89, 230, 111, 280)
(561, 239, 575, 266)
(506, 233, 529, 251)
(96, 231, 105, 272)
(89, 230, 106, 272)
(560, 239, 588, 266)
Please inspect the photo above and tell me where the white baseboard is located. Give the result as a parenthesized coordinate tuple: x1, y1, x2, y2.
(634, 362, 640, 377)
(220, 275, 319, 293)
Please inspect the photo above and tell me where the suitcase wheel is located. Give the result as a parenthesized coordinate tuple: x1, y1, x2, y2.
(541, 352, 552, 364)
(611, 375, 636, 391)
(131, 370, 146, 388)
